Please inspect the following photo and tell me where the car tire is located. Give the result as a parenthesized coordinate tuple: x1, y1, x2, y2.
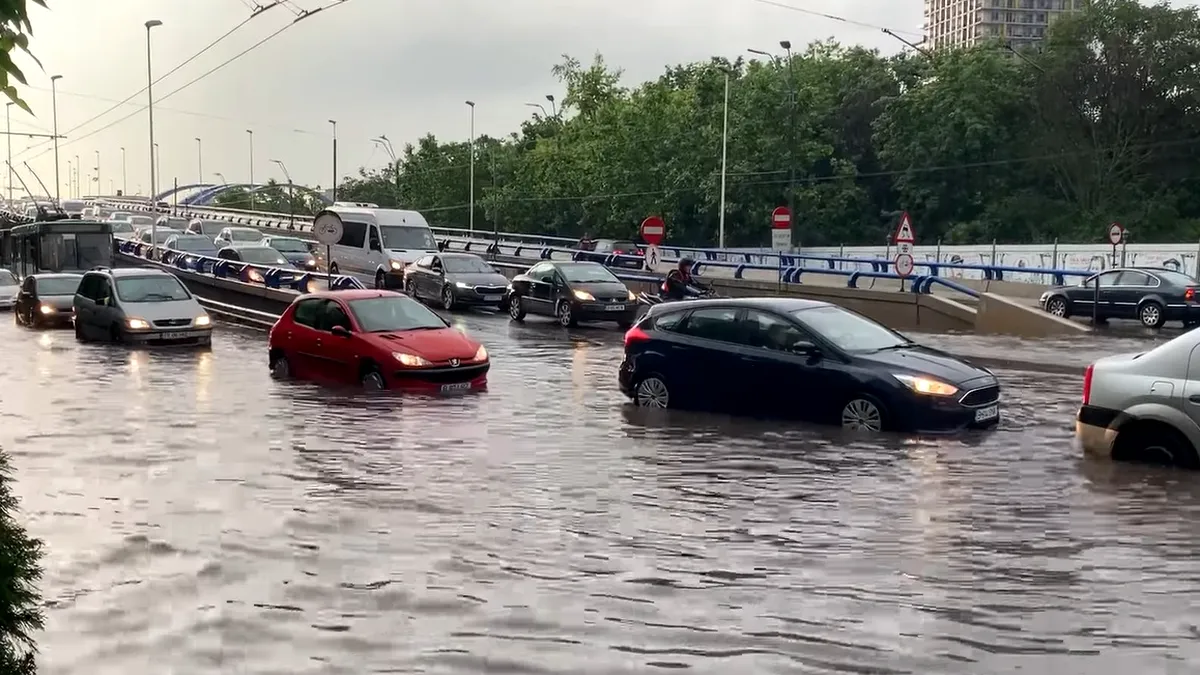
(617, 319, 633, 330)
(840, 395, 887, 432)
(375, 270, 386, 289)
(634, 373, 671, 409)
(361, 364, 387, 391)
(109, 324, 125, 344)
(270, 351, 291, 380)
(74, 319, 87, 342)
(508, 295, 526, 321)
(556, 300, 578, 327)
(441, 285, 457, 311)
(404, 278, 418, 298)
(1045, 296, 1069, 318)
(1138, 301, 1166, 329)
(1113, 422, 1200, 469)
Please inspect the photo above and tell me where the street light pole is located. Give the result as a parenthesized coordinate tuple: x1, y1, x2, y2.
(546, 94, 557, 117)
(73, 154, 79, 199)
(120, 146, 127, 195)
(329, 119, 337, 203)
(465, 100, 475, 232)
(145, 18, 162, 210)
(194, 137, 202, 185)
(781, 40, 796, 249)
(719, 68, 730, 249)
(50, 74, 62, 203)
(246, 129, 254, 210)
(95, 150, 100, 197)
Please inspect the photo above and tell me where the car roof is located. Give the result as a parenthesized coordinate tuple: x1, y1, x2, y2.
(94, 267, 175, 278)
(298, 289, 404, 302)
(30, 272, 81, 279)
(439, 252, 482, 259)
(649, 297, 831, 314)
(227, 226, 261, 231)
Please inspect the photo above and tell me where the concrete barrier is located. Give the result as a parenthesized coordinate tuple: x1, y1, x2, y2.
(975, 292, 1090, 337)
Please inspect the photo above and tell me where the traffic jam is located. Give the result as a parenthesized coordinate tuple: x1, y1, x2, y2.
(4, 200, 1199, 470)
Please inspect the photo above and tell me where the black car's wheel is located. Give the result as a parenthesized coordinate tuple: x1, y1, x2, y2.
(840, 396, 886, 432)
(1138, 301, 1166, 329)
(375, 270, 386, 289)
(269, 351, 291, 380)
(74, 319, 87, 342)
(441, 285, 457, 311)
(1113, 421, 1199, 469)
(634, 373, 670, 409)
(361, 364, 387, 391)
(1045, 296, 1069, 318)
(508, 295, 526, 321)
(404, 277, 418, 298)
(556, 300, 578, 327)
(109, 324, 125, 344)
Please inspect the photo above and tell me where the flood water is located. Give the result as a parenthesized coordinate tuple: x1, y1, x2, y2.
(2, 310, 1200, 674)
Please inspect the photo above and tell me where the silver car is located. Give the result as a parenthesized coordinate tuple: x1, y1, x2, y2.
(0, 269, 18, 311)
(1077, 330, 1200, 469)
(72, 267, 213, 346)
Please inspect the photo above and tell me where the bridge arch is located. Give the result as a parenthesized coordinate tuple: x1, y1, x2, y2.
(184, 182, 334, 207)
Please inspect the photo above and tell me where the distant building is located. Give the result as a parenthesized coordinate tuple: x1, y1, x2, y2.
(923, 0, 1089, 50)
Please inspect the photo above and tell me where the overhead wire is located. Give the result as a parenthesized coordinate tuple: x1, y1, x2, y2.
(749, 0, 925, 39)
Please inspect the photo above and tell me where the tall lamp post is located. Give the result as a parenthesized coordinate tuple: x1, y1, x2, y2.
(465, 100, 475, 232)
(329, 119, 337, 203)
(194, 137, 202, 185)
(718, 66, 731, 249)
(94, 150, 100, 197)
(145, 19, 162, 205)
(50, 74, 62, 203)
(246, 129, 255, 210)
(66, 160, 72, 200)
(73, 154, 79, 199)
(120, 146, 127, 195)
(271, 159, 294, 229)
(214, 172, 227, 185)
(546, 94, 557, 117)
(748, 41, 797, 249)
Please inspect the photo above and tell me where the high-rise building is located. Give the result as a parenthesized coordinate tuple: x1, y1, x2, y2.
(923, 0, 1089, 50)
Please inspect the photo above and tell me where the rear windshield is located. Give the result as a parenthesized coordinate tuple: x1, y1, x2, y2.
(268, 238, 308, 253)
(239, 248, 289, 265)
(142, 229, 179, 243)
(115, 275, 191, 303)
(230, 229, 262, 242)
(36, 276, 82, 296)
(172, 237, 217, 253)
(1155, 270, 1198, 287)
(443, 256, 495, 274)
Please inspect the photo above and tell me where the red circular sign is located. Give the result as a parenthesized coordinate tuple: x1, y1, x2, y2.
(640, 216, 665, 245)
(771, 206, 791, 230)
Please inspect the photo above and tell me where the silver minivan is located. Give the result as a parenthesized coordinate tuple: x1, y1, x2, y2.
(1077, 330, 1200, 469)
(73, 267, 213, 346)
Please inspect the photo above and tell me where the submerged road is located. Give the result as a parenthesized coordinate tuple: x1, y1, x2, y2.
(3, 310, 1200, 674)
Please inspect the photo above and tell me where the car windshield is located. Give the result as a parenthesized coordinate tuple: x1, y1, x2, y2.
(348, 296, 447, 332)
(443, 256, 495, 274)
(129, 216, 155, 226)
(379, 225, 436, 251)
(0, 270, 16, 285)
(115, 275, 191, 303)
(1155, 270, 1199, 286)
(143, 229, 179, 243)
(238, 248, 288, 265)
(110, 222, 134, 233)
(230, 229, 261, 242)
(792, 305, 910, 352)
(159, 218, 190, 229)
(110, 213, 133, 221)
(36, 276, 81, 296)
(172, 237, 218, 253)
(268, 238, 308, 253)
(558, 263, 619, 283)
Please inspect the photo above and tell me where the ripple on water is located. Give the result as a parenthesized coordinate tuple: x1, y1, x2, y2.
(2, 317, 1200, 674)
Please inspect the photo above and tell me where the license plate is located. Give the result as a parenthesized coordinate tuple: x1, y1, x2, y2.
(605, 304, 626, 312)
(974, 405, 999, 422)
(482, 295, 502, 302)
(159, 331, 193, 340)
(441, 382, 471, 393)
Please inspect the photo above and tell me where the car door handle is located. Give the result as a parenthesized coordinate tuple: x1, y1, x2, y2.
(1189, 395, 1200, 404)
(315, 338, 322, 347)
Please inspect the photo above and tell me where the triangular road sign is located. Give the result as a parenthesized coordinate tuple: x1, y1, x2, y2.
(894, 212, 915, 243)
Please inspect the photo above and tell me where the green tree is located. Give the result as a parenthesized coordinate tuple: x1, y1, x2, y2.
(1, 0, 45, 112)
(0, 450, 43, 675)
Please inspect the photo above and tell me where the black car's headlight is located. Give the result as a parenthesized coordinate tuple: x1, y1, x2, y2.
(893, 373, 959, 397)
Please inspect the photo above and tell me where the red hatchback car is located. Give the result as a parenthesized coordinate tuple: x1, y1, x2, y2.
(268, 289, 489, 392)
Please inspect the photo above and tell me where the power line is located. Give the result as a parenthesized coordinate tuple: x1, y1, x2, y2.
(749, 0, 925, 39)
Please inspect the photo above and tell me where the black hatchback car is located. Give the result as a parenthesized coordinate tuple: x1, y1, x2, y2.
(1039, 267, 1200, 328)
(619, 298, 1001, 433)
(13, 273, 82, 328)
(506, 260, 637, 328)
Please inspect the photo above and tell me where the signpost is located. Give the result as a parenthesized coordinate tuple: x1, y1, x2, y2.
(313, 211, 344, 287)
(771, 206, 791, 251)
(893, 212, 916, 283)
(1108, 222, 1125, 268)
(640, 215, 665, 272)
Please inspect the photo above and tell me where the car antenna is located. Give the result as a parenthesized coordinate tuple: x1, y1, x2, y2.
(5, 161, 52, 222)
(23, 162, 68, 219)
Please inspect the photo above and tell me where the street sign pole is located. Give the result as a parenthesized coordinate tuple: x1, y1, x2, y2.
(892, 211, 916, 291)
(1107, 222, 1125, 271)
(640, 216, 666, 272)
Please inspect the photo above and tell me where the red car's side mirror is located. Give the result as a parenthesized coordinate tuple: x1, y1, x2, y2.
(331, 325, 351, 337)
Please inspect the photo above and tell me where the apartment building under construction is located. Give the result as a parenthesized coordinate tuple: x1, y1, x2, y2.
(923, 0, 1089, 50)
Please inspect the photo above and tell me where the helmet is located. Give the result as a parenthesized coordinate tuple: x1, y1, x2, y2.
(678, 257, 694, 272)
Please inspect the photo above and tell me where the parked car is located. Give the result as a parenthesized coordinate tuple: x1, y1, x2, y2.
(1077, 330, 1200, 470)
(214, 226, 266, 248)
(13, 273, 82, 328)
(163, 234, 220, 259)
(404, 252, 509, 310)
(505, 260, 636, 328)
(577, 238, 643, 269)
(73, 267, 212, 346)
(267, 289, 489, 392)
(1039, 267, 1200, 328)
(0, 269, 20, 311)
(216, 246, 290, 267)
(619, 297, 1001, 432)
(259, 235, 317, 270)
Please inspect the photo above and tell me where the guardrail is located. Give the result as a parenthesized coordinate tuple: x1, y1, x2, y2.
(94, 198, 1094, 289)
(194, 297, 280, 329)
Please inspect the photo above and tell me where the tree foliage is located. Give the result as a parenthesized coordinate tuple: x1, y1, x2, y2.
(0, 450, 42, 675)
(336, 0, 1200, 247)
(0, 0, 44, 113)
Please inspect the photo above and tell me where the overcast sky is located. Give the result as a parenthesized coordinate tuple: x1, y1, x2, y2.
(1, 0, 1184, 200)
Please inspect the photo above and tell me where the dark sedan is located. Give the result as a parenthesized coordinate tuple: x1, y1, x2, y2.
(260, 236, 318, 271)
(13, 273, 82, 328)
(216, 246, 290, 267)
(618, 297, 1001, 433)
(403, 252, 509, 310)
(1039, 267, 1200, 328)
(163, 234, 220, 260)
(506, 260, 636, 328)
(577, 239, 643, 269)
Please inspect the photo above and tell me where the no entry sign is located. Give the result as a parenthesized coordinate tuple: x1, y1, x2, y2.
(1108, 222, 1125, 246)
(640, 216, 665, 245)
(771, 206, 791, 251)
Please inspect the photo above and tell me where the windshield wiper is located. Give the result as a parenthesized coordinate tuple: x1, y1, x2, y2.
(871, 343, 913, 352)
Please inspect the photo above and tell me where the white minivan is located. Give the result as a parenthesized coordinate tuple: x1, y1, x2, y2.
(321, 204, 440, 288)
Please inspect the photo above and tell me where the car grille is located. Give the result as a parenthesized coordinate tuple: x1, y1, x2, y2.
(393, 363, 488, 384)
(152, 318, 191, 327)
(960, 385, 1000, 407)
(473, 285, 507, 295)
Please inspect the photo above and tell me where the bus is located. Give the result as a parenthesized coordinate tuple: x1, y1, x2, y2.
(4, 220, 114, 277)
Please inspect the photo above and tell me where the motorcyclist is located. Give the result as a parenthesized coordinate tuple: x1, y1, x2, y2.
(661, 257, 708, 301)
